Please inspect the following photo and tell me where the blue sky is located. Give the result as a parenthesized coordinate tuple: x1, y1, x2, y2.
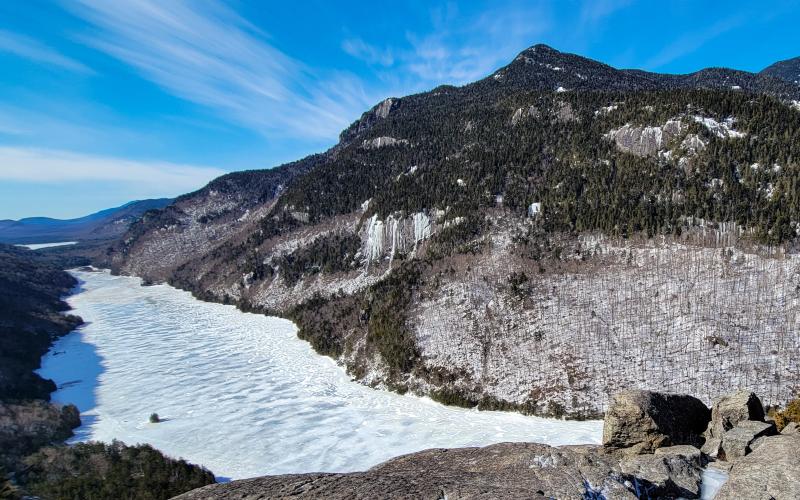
(0, 0, 798, 219)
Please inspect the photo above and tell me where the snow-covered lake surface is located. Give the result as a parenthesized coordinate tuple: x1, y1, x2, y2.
(17, 241, 77, 250)
(40, 269, 602, 480)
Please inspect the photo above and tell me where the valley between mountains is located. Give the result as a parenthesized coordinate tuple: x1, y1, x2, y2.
(102, 44, 800, 420)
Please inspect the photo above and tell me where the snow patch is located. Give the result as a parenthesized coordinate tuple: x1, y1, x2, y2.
(594, 105, 618, 116)
(681, 134, 706, 153)
(692, 116, 745, 138)
(362, 136, 409, 149)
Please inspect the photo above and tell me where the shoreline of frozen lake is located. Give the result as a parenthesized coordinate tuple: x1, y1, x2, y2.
(39, 269, 602, 480)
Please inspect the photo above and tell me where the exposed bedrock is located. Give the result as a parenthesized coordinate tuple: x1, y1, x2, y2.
(172, 442, 706, 500)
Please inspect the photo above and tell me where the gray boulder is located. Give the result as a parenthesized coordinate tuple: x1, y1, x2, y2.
(718, 420, 776, 461)
(716, 434, 800, 500)
(702, 391, 766, 456)
(603, 390, 710, 454)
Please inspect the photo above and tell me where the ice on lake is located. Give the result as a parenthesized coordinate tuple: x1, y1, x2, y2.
(17, 241, 77, 250)
(39, 269, 602, 480)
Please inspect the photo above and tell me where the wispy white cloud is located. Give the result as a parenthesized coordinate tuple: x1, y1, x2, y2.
(343, 3, 552, 88)
(577, 0, 632, 28)
(0, 146, 225, 193)
(342, 38, 394, 66)
(66, 0, 376, 140)
(0, 29, 91, 73)
(644, 15, 745, 70)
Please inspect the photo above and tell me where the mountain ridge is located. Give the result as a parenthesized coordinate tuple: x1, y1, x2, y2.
(760, 55, 800, 84)
(0, 198, 172, 244)
(104, 44, 800, 418)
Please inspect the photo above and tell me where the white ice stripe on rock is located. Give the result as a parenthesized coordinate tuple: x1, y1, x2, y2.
(364, 215, 384, 269)
(413, 212, 432, 248)
(362, 212, 434, 267)
(388, 217, 402, 262)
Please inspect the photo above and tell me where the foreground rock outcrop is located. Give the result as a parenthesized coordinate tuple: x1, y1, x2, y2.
(173, 442, 705, 500)
(173, 389, 800, 499)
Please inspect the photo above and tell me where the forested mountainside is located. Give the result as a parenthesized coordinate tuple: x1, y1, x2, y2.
(760, 55, 800, 85)
(108, 44, 800, 418)
(0, 244, 84, 400)
(0, 198, 172, 245)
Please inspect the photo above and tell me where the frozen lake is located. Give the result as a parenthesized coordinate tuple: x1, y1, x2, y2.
(17, 241, 77, 250)
(40, 269, 602, 480)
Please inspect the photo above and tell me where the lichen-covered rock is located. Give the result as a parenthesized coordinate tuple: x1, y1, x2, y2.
(702, 391, 765, 456)
(603, 390, 710, 454)
(715, 435, 800, 500)
(173, 442, 705, 500)
(718, 420, 776, 461)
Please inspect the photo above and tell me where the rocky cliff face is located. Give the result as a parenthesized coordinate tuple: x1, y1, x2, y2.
(108, 45, 800, 418)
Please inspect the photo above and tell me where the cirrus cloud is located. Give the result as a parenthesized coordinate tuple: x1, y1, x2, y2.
(65, 0, 376, 140)
(0, 146, 225, 193)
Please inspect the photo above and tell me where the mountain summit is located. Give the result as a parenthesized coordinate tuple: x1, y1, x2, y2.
(481, 44, 800, 97)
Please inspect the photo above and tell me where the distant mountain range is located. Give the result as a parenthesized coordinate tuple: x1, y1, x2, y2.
(0, 198, 172, 244)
